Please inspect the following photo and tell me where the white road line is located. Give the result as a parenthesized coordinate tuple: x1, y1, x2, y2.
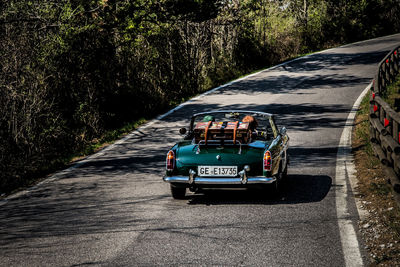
(335, 82, 371, 267)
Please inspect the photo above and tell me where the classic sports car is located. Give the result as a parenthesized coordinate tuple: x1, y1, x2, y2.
(163, 110, 289, 199)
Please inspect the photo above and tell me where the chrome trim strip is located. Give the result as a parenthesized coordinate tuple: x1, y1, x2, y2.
(163, 176, 276, 185)
(163, 176, 189, 183)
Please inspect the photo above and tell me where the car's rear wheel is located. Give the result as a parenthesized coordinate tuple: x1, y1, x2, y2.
(269, 164, 285, 198)
(263, 181, 280, 199)
(280, 161, 288, 189)
(273, 172, 283, 196)
(170, 184, 186, 199)
(282, 161, 288, 179)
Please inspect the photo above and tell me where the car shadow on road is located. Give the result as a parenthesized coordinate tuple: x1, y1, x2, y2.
(186, 174, 332, 205)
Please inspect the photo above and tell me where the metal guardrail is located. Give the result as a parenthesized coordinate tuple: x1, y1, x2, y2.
(370, 45, 400, 196)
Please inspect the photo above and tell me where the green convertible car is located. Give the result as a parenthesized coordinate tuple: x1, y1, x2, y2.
(163, 110, 289, 199)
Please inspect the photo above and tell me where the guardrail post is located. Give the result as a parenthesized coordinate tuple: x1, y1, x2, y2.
(386, 59, 391, 84)
(394, 121, 399, 144)
(379, 105, 385, 125)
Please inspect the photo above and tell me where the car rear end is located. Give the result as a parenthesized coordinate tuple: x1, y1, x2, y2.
(163, 144, 277, 198)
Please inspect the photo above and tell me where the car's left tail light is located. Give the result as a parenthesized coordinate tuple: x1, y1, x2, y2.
(166, 150, 175, 171)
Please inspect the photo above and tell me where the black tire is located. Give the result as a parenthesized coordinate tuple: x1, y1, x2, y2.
(270, 165, 285, 198)
(262, 173, 281, 199)
(273, 172, 283, 196)
(282, 161, 288, 179)
(262, 181, 280, 199)
(280, 161, 288, 191)
(170, 184, 186, 199)
(282, 152, 289, 180)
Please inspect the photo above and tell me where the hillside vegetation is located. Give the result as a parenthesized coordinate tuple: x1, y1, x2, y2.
(1, 0, 399, 193)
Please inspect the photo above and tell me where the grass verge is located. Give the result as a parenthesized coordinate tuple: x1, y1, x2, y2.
(73, 118, 147, 160)
(352, 93, 400, 265)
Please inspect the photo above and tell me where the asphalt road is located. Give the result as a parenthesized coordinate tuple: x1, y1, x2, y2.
(1, 34, 400, 267)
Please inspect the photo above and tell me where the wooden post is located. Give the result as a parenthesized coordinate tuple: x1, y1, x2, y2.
(393, 121, 399, 143)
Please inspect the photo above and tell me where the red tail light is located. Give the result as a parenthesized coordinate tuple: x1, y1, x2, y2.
(166, 150, 175, 171)
(263, 151, 272, 171)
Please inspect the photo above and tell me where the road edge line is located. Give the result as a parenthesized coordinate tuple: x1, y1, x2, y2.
(335, 82, 371, 267)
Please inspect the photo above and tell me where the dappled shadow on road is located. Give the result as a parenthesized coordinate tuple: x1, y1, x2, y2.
(73, 154, 166, 178)
(222, 73, 371, 96)
(186, 174, 332, 205)
(288, 146, 338, 168)
(0, 183, 171, 248)
(282, 51, 388, 73)
(210, 50, 388, 96)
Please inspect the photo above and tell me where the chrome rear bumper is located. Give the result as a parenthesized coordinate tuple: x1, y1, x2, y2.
(163, 176, 276, 185)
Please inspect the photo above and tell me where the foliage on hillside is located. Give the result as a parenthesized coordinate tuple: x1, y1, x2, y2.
(1, 0, 400, 193)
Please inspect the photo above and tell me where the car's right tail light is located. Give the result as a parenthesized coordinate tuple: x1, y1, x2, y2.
(166, 150, 175, 171)
(263, 151, 272, 171)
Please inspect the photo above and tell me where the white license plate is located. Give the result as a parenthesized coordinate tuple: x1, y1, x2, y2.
(197, 166, 238, 177)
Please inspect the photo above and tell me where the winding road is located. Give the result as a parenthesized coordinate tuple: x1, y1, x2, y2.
(2, 34, 400, 267)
